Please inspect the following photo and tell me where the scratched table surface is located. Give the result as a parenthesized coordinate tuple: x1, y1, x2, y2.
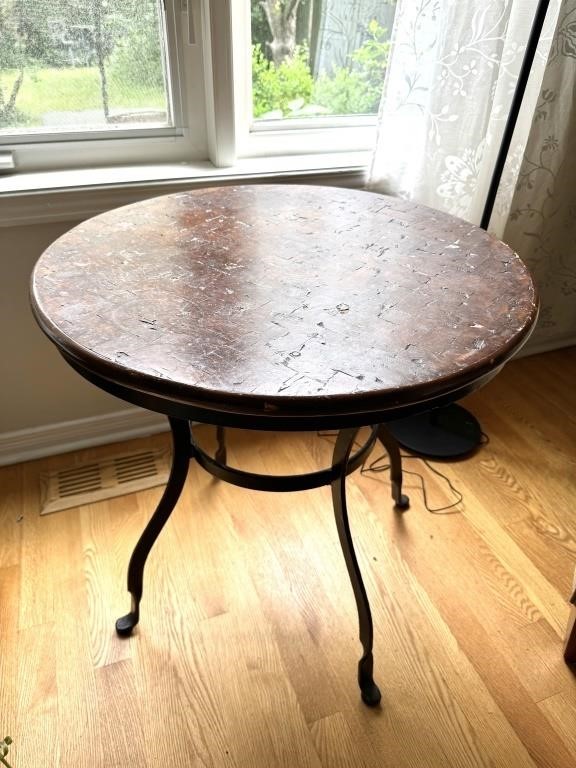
(31, 184, 538, 420)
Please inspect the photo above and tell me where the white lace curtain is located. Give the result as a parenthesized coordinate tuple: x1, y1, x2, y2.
(369, 0, 576, 349)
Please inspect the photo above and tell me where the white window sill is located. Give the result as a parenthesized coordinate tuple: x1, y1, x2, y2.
(0, 152, 370, 227)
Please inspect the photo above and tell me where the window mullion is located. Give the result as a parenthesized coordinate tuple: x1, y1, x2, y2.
(201, 0, 237, 167)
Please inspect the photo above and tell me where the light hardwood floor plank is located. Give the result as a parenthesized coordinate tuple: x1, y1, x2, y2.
(310, 712, 370, 768)
(0, 465, 22, 570)
(15, 625, 58, 768)
(55, 577, 103, 768)
(80, 498, 137, 669)
(95, 660, 148, 768)
(199, 610, 323, 768)
(356, 466, 575, 767)
(538, 690, 576, 755)
(1, 348, 575, 767)
(0, 566, 20, 751)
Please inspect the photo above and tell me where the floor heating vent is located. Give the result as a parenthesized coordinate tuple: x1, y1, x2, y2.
(40, 448, 170, 515)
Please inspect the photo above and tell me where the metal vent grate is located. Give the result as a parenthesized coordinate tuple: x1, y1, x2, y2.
(40, 448, 171, 515)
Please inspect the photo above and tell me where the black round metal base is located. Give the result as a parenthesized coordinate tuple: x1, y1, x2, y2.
(385, 404, 482, 459)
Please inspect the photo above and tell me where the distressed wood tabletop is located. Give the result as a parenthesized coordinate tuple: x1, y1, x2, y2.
(31, 184, 538, 419)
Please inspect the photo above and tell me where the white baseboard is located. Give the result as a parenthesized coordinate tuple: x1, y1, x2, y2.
(0, 408, 169, 467)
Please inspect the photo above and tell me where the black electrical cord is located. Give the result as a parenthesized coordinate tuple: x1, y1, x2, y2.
(360, 451, 463, 515)
(317, 429, 491, 515)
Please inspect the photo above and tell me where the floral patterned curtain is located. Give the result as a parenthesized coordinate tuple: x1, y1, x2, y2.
(503, 3, 576, 348)
(369, 0, 576, 351)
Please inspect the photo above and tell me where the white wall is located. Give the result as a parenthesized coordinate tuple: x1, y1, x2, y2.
(1, 219, 133, 435)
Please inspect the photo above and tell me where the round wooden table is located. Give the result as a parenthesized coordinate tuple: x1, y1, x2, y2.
(31, 184, 538, 706)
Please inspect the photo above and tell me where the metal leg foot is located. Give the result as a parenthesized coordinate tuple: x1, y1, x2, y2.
(332, 428, 382, 707)
(116, 417, 191, 637)
(359, 652, 382, 707)
(116, 595, 140, 637)
(377, 425, 410, 510)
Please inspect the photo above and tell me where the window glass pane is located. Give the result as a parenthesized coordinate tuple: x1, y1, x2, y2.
(0, 0, 171, 136)
(250, 0, 396, 121)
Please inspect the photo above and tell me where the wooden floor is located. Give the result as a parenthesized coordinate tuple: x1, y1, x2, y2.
(1, 348, 576, 768)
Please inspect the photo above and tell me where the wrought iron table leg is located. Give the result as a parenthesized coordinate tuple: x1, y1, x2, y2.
(332, 427, 381, 707)
(564, 606, 576, 663)
(215, 425, 227, 465)
(377, 425, 410, 509)
(564, 572, 576, 663)
(116, 417, 192, 636)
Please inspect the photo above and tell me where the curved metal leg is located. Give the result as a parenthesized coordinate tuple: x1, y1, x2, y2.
(116, 417, 191, 637)
(377, 425, 410, 510)
(215, 425, 227, 465)
(564, 572, 576, 663)
(332, 428, 381, 707)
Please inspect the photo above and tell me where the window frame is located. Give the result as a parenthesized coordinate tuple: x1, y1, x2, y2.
(230, 0, 379, 162)
(0, 0, 208, 172)
(0, 0, 380, 176)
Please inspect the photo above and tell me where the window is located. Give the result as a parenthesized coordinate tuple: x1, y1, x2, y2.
(0, 0, 396, 174)
(235, 0, 396, 158)
(250, 1, 394, 123)
(0, 0, 205, 171)
(0, 0, 172, 135)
